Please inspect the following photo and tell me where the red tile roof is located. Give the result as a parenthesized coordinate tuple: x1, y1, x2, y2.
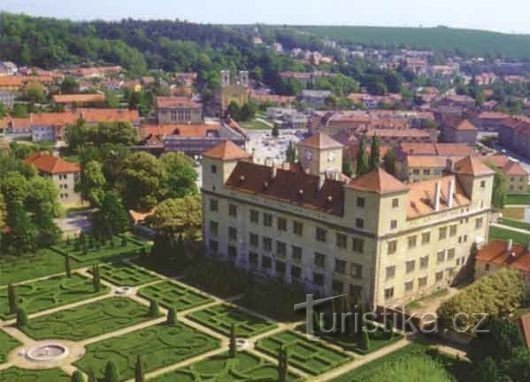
(140, 123, 219, 139)
(481, 155, 529, 177)
(202, 140, 250, 161)
(25, 153, 80, 174)
(476, 240, 530, 273)
(454, 119, 477, 131)
(53, 94, 106, 104)
(78, 108, 139, 124)
(454, 156, 495, 177)
(298, 133, 343, 150)
(32, 112, 79, 127)
(346, 168, 408, 195)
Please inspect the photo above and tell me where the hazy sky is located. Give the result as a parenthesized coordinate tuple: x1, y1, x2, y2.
(2, 0, 529, 34)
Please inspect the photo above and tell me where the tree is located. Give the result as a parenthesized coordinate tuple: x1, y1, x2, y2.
(135, 355, 144, 382)
(278, 346, 289, 382)
(78, 160, 107, 207)
(8, 284, 18, 315)
(61, 76, 80, 94)
(71, 371, 85, 382)
(226, 101, 241, 120)
(4, 202, 37, 255)
(285, 141, 297, 163)
(87, 369, 96, 382)
(159, 152, 197, 199)
(104, 360, 120, 382)
(16, 308, 28, 328)
(229, 323, 237, 358)
(149, 299, 160, 317)
(474, 358, 499, 382)
(369, 136, 380, 170)
(23, 81, 47, 103)
(148, 195, 202, 241)
(92, 192, 130, 239)
(11, 104, 28, 118)
(238, 102, 258, 122)
(356, 137, 369, 176)
(92, 265, 101, 292)
(383, 148, 397, 176)
(342, 156, 353, 177)
(360, 326, 370, 351)
(491, 168, 507, 209)
(65, 254, 72, 278)
(167, 307, 177, 325)
(271, 125, 279, 138)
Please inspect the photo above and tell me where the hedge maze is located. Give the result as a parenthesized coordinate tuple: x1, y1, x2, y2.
(139, 280, 212, 311)
(96, 262, 160, 286)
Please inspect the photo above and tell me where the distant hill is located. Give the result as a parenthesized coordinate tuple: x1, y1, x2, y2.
(287, 25, 530, 59)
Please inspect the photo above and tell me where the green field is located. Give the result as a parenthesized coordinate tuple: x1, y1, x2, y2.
(0, 249, 75, 286)
(240, 119, 272, 130)
(256, 331, 351, 376)
(0, 274, 109, 319)
(96, 262, 160, 286)
(0, 330, 20, 363)
(139, 280, 212, 311)
(75, 323, 220, 380)
(506, 194, 530, 206)
(188, 304, 277, 338)
(0, 368, 70, 381)
(498, 218, 530, 232)
(21, 297, 159, 341)
(154, 351, 300, 382)
(332, 343, 470, 382)
(489, 226, 530, 246)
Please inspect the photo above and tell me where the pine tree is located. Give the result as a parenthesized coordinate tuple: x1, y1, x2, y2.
(92, 265, 101, 292)
(65, 254, 72, 278)
(369, 135, 380, 170)
(7, 284, 18, 315)
(87, 369, 96, 382)
(149, 299, 160, 317)
(135, 355, 144, 382)
(278, 345, 288, 382)
(71, 370, 84, 382)
(286, 141, 297, 163)
(104, 360, 119, 382)
(16, 308, 28, 328)
(384, 316, 394, 339)
(229, 323, 237, 358)
(356, 137, 369, 176)
(360, 326, 371, 351)
(167, 307, 177, 325)
(383, 148, 397, 176)
(121, 236, 128, 247)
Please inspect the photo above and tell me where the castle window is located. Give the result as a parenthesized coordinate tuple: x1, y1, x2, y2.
(313, 273, 324, 286)
(336, 233, 347, 249)
(386, 266, 395, 280)
(228, 204, 237, 217)
(250, 210, 259, 223)
(420, 256, 429, 269)
(210, 165, 217, 174)
(291, 266, 302, 279)
(355, 218, 364, 229)
(249, 233, 259, 247)
(263, 237, 272, 252)
(475, 218, 483, 230)
(276, 241, 287, 258)
(277, 217, 287, 231)
(335, 259, 346, 274)
(228, 227, 237, 241)
(351, 264, 363, 279)
(209, 221, 218, 236)
(263, 213, 273, 227)
(384, 287, 394, 300)
(421, 232, 431, 244)
(209, 199, 218, 212)
(316, 227, 327, 242)
(439, 227, 447, 240)
(387, 240, 397, 255)
(392, 198, 399, 208)
(293, 221, 303, 236)
(356, 197, 365, 208)
(352, 238, 364, 253)
(314, 252, 326, 268)
(407, 235, 417, 249)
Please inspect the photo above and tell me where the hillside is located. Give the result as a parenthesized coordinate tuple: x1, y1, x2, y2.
(289, 25, 530, 59)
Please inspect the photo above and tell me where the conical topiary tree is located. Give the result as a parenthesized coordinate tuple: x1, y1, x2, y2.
(87, 369, 96, 382)
(16, 308, 28, 328)
(135, 355, 144, 382)
(104, 360, 119, 382)
(71, 370, 84, 382)
(360, 326, 371, 351)
(7, 284, 18, 315)
(385, 316, 394, 339)
(167, 307, 177, 325)
(65, 254, 72, 278)
(149, 299, 160, 317)
(278, 345, 289, 382)
(229, 323, 237, 358)
(92, 265, 101, 292)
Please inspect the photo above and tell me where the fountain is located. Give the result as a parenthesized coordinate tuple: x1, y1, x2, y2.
(25, 343, 68, 362)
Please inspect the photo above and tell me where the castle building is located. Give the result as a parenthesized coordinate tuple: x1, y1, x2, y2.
(201, 133, 494, 308)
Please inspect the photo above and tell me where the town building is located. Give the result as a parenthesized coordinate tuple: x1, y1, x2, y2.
(25, 153, 82, 205)
(497, 117, 530, 159)
(212, 70, 250, 117)
(480, 155, 529, 194)
(0, 90, 15, 109)
(52, 93, 106, 108)
(300, 90, 332, 109)
(441, 119, 478, 145)
(156, 96, 203, 124)
(201, 133, 494, 308)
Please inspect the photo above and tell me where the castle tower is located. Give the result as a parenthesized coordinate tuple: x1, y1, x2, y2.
(297, 133, 343, 177)
(220, 70, 231, 88)
(238, 70, 249, 87)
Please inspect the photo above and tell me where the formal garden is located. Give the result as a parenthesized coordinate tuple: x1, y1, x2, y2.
(0, 367, 70, 382)
(139, 280, 212, 311)
(0, 330, 20, 363)
(95, 261, 160, 286)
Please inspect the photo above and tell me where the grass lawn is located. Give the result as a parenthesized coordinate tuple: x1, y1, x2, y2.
(75, 322, 220, 381)
(0, 368, 70, 381)
(21, 297, 160, 341)
(0, 273, 109, 320)
(240, 119, 272, 130)
(502, 207, 526, 220)
(506, 193, 530, 205)
(95, 262, 160, 287)
(332, 342, 471, 382)
(188, 304, 277, 338)
(256, 331, 351, 376)
(499, 217, 530, 231)
(154, 351, 300, 382)
(489, 226, 530, 246)
(139, 280, 212, 311)
(0, 249, 77, 286)
(0, 330, 20, 363)
(52, 234, 149, 264)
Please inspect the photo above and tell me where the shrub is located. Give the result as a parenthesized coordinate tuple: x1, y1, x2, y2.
(65, 254, 72, 278)
(104, 360, 119, 382)
(71, 370, 84, 382)
(16, 308, 28, 328)
(229, 323, 237, 358)
(135, 355, 144, 382)
(167, 307, 177, 325)
(7, 284, 18, 315)
(149, 299, 160, 317)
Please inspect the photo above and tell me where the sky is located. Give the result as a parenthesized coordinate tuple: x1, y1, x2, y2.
(2, 0, 530, 34)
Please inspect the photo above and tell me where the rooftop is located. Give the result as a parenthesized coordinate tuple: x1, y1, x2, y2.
(156, 96, 201, 109)
(454, 156, 496, 177)
(298, 133, 343, 150)
(346, 168, 408, 195)
(476, 240, 530, 273)
(202, 140, 250, 161)
(25, 153, 80, 174)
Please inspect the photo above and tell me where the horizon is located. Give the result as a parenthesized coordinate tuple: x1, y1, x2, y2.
(2, 0, 530, 35)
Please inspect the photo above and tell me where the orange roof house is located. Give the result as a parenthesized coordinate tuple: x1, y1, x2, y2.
(25, 153, 80, 174)
(346, 168, 408, 195)
(203, 140, 251, 161)
(53, 94, 106, 105)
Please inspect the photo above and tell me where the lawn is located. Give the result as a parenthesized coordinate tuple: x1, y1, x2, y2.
(52, 234, 150, 263)
(499, 217, 530, 232)
(0, 330, 20, 364)
(0, 273, 108, 320)
(240, 119, 272, 130)
(154, 351, 300, 382)
(21, 297, 159, 341)
(139, 280, 212, 311)
(0, 249, 77, 286)
(95, 262, 160, 287)
(188, 304, 277, 338)
(256, 331, 351, 376)
(489, 226, 530, 246)
(75, 322, 220, 381)
(506, 193, 530, 205)
(0, 368, 70, 381)
(332, 343, 471, 382)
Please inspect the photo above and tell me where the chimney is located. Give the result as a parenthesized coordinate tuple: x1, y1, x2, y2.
(434, 182, 441, 211)
(447, 178, 455, 208)
(507, 239, 513, 252)
(318, 174, 326, 190)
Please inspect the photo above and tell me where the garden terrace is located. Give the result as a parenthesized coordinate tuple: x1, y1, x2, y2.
(188, 304, 277, 338)
(75, 322, 220, 380)
(0, 367, 70, 381)
(95, 262, 160, 286)
(139, 280, 212, 311)
(256, 331, 351, 376)
(153, 351, 300, 382)
(0, 330, 21, 363)
(0, 274, 109, 320)
(21, 297, 160, 341)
